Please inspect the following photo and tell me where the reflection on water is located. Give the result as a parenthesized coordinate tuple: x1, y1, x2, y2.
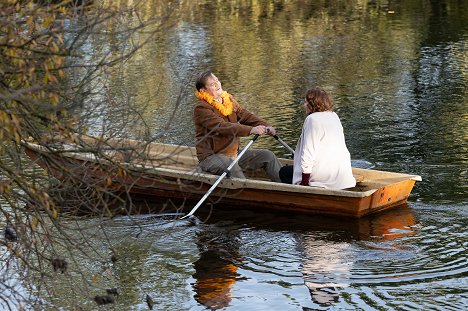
(353, 205, 417, 241)
(192, 226, 241, 309)
(8, 201, 465, 310)
(300, 206, 417, 307)
(187, 205, 466, 310)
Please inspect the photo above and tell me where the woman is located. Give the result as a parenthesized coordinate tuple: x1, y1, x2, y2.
(279, 87, 356, 189)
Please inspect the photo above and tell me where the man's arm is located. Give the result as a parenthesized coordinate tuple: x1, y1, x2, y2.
(194, 104, 252, 137)
(236, 105, 276, 135)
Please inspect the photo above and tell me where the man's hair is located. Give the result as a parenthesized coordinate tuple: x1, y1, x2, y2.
(305, 87, 334, 113)
(195, 71, 213, 91)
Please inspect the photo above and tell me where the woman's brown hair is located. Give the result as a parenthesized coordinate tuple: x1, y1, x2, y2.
(305, 87, 333, 113)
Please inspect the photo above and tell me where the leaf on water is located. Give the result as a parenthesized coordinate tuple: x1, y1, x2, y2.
(51, 258, 67, 273)
(94, 295, 115, 305)
(146, 294, 154, 310)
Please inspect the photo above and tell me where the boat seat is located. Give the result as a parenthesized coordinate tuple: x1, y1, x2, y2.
(354, 174, 364, 183)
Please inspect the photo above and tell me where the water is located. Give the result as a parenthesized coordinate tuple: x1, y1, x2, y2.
(40, 204, 463, 310)
(5, 0, 468, 310)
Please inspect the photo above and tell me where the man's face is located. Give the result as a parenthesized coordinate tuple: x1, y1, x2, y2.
(203, 74, 223, 98)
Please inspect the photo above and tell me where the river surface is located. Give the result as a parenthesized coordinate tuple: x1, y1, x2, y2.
(6, 0, 468, 310)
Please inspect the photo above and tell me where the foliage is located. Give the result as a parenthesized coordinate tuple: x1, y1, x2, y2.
(0, 1, 177, 309)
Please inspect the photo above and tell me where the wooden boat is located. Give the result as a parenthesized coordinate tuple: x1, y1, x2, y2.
(22, 136, 421, 218)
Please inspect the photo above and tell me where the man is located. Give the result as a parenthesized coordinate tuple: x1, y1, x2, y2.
(193, 71, 282, 182)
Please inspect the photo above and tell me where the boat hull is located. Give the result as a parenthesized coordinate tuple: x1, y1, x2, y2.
(24, 142, 419, 218)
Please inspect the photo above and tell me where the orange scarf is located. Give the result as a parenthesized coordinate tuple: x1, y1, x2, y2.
(195, 90, 234, 116)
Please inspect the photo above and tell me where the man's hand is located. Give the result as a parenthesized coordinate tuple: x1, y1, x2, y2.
(265, 126, 276, 136)
(250, 125, 267, 135)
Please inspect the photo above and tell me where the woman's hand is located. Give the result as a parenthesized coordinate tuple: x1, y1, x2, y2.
(300, 173, 310, 186)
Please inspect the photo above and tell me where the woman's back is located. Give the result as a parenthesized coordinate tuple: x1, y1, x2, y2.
(293, 111, 355, 189)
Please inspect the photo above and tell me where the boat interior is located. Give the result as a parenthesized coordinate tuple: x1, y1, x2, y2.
(26, 135, 421, 194)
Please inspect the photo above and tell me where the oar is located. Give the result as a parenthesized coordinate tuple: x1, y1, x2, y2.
(180, 134, 260, 219)
(273, 135, 295, 155)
